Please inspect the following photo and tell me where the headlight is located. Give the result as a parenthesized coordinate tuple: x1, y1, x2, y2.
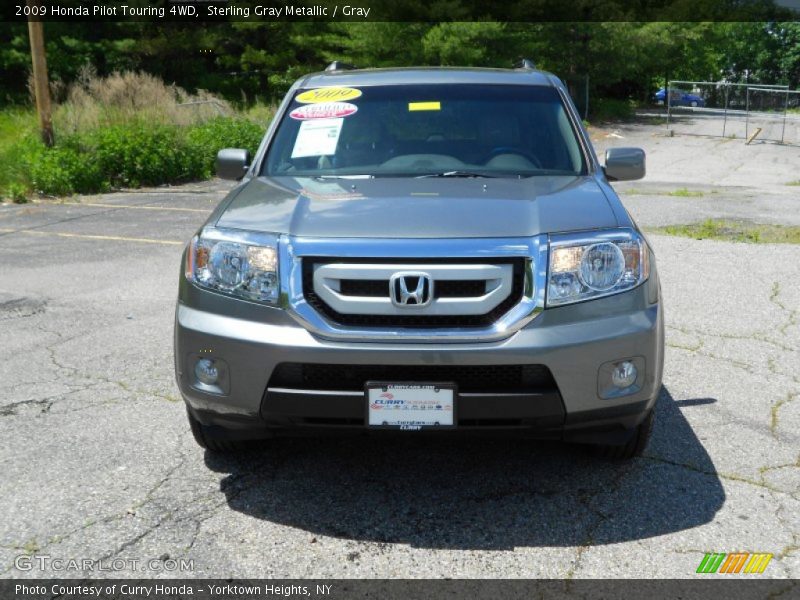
(184, 230, 279, 305)
(547, 230, 649, 306)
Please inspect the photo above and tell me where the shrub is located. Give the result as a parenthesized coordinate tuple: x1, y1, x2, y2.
(30, 146, 87, 195)
(88, 123, 202, 187)
(186, 117, 265, 178)
(589, 98, 634, 122)
(5, 182, 28, 203)
(0, 109, 37, 194)
(23, 134, 103, 195)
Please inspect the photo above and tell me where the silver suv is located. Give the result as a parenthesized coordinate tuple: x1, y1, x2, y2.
(174, 63, 663, 459)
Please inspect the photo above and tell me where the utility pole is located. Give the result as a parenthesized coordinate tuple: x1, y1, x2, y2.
(26, 0, 54, 147)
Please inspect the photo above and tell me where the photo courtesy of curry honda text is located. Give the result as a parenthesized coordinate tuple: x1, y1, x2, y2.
(174, 61, 663, 459)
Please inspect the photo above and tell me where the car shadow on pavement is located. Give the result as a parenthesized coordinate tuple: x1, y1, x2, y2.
(206, 386, 724, 550)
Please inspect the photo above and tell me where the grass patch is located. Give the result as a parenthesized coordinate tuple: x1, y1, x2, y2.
(667, 188, 704, 198)
(786, 180, 800, 186)
(619, 187, 704, 197)
(655, 219, 800, 244)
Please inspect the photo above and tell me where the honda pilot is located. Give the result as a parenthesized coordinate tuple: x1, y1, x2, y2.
(174, 62, 663, 459)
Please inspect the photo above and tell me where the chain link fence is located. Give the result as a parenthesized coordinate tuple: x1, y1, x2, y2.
(665, 80, 800, 145)
(745, 87, 800, 145)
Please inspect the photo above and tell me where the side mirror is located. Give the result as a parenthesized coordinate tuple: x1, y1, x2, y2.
(604, 147, 645, 182)
(215, 148, 251, 180)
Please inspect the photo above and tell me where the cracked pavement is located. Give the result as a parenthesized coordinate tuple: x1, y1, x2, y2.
(0, 124, 798, 579)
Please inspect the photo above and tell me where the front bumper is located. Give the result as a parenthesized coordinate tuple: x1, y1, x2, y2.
(175, 273, 664, 443)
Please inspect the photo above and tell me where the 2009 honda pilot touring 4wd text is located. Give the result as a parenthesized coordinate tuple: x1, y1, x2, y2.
(174, 62, 664, 459)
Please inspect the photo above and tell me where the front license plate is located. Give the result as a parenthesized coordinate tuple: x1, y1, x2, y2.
(366, 383, 456, 430)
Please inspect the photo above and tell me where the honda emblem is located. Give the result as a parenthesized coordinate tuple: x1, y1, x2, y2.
(390, 272, 433, 308)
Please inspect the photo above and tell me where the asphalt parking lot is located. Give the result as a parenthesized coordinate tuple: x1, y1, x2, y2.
(1, 122, 798, 580)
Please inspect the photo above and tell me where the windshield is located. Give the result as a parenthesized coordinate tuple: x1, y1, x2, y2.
(262, 83, 587, 178)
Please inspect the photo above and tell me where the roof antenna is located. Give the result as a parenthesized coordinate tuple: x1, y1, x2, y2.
(513, 58, 536, 70)
(325, 61, 357, 72)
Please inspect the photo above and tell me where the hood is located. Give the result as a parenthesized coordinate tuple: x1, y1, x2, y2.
(214, 175, 619, 238)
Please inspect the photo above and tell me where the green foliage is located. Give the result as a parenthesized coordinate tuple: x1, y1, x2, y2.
(422, 22, 512, 66)
(28, 141, 105, 195)
(186, 117, 265, 179)
(14, 125, 195, 195)
(0, 109, 36, 193)
(720, 22, 800, 87)
(1, 115, 265, 197)
(3, 19, 800, 107)
(589, 98, 634, 122)
(327, 23, 428, 68)
(5, 182, 28, 203)
(88, 123, 199, 188)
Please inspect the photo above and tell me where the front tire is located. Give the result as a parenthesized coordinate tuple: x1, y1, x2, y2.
(590, 410, 654, 460)
(187, 408, 251, 452)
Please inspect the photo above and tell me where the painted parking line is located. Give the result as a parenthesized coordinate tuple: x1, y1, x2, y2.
(59, 201, 210, 213)
(0, 228, 183, 246)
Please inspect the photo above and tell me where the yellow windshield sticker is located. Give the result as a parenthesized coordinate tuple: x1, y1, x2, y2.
(408, 101, 441, 111)
(296, 87, 362, 103)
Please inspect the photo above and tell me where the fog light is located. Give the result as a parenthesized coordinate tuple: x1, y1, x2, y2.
(195, 358, 219, 385)
(611, 360, 637, 388)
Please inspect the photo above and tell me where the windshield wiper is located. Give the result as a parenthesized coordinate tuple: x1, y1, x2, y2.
(415, 170, 498, 179)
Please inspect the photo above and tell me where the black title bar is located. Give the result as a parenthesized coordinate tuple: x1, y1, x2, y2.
(2, 579, 797, 600)
(5, 0, 800, 23)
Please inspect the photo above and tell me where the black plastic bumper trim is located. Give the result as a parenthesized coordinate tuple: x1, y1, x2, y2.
(261, 388, 565, 429)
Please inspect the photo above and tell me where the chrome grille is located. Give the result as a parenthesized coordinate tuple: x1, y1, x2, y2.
(303, 257, 524, 328)
(281, 235, 548, 342)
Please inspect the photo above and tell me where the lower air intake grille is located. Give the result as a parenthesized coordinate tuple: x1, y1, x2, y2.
(269, 363, 557, 393)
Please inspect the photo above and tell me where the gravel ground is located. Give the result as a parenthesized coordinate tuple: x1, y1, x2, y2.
(0, 123, 798, 580)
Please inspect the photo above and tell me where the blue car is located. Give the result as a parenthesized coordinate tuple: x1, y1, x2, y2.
(654, 88, 705, 107)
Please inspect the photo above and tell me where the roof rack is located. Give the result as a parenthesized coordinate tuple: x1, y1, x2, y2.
(513, 58, 536, 70)
(325, 61, 357, 72)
